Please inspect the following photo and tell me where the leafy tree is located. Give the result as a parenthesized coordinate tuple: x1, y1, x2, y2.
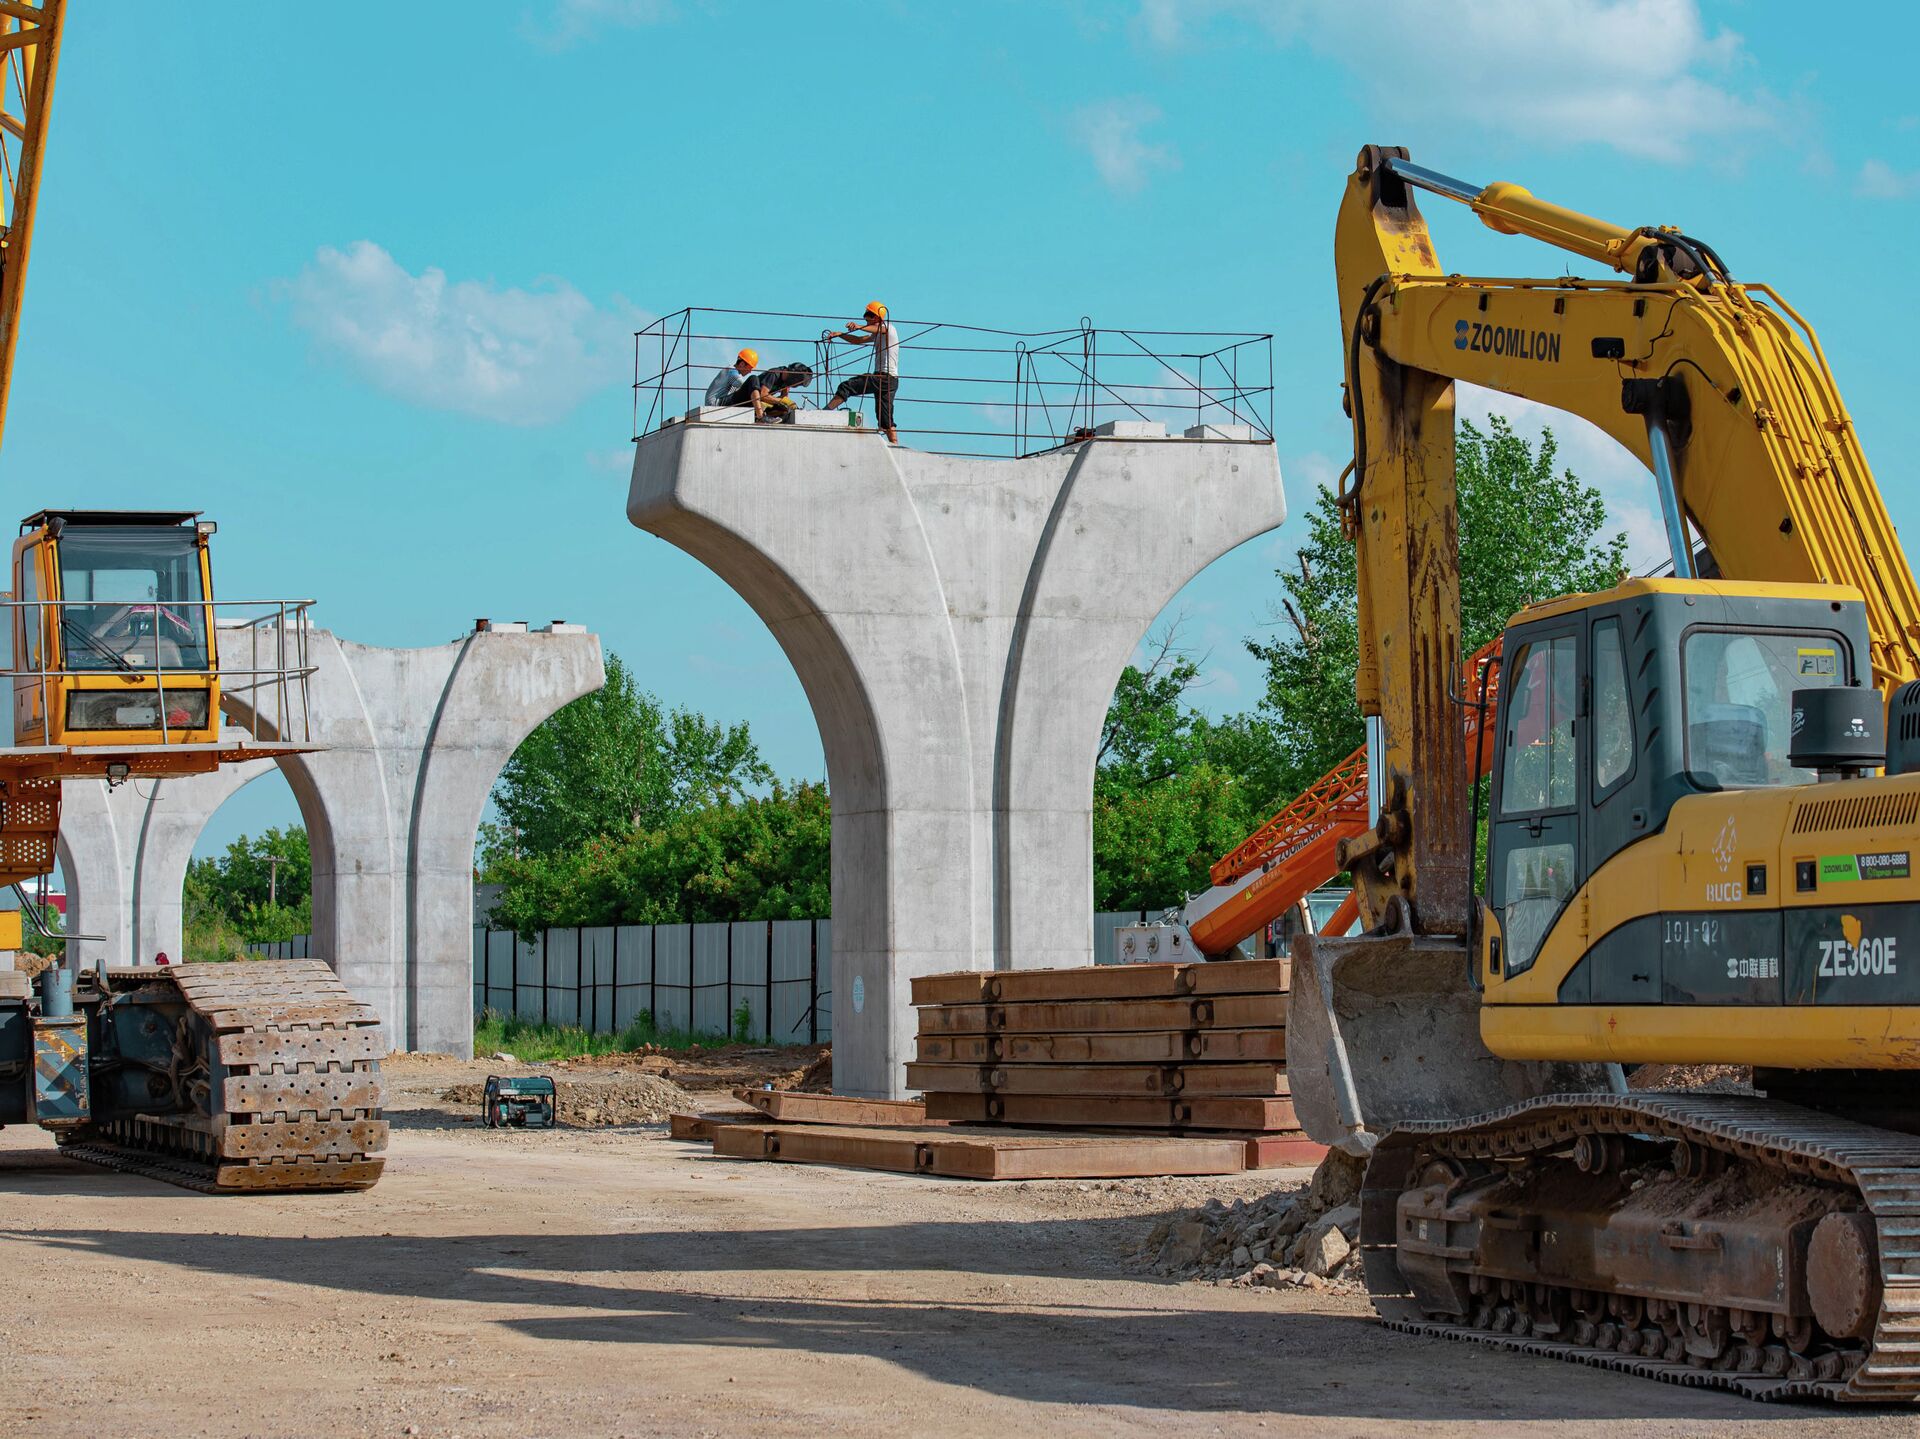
(1245, 416, 1629, 805)
(489, 780, 831, 935)
(1090, 630, 1260, 911)
(483, 652, 773, 863)
(182, 825, 313, 955)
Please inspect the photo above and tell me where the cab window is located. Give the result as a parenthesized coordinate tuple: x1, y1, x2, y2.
(1499, 634, 1577, 815)
(1683, 629, 1846, 788)
(1591, 617, 1634, 794)
(55, 527, 210, 673)
(17, 551, 39, 671)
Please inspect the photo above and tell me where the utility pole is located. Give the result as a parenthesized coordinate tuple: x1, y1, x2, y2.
(265, 852, 284, 908)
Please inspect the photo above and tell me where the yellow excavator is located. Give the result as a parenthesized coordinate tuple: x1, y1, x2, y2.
(0, 2, 386, 1192)
(1289, 145, 1920, 1400)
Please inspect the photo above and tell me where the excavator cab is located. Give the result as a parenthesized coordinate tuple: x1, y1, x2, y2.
(1291, 577, 1878, 1152)
(9, 511, 220, 749)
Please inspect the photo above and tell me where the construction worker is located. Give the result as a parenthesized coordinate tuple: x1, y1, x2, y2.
(823, 302, 900, 443)
(737, 361, 815, 424)
(704, 347, 759, 407)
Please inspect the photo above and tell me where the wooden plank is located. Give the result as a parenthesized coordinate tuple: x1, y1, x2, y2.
(904, 1062, 1289, 1098)
(710, 1122, 929, 1172)
(913, 1034, 1288, 1068)
(924, 1092, 1301, 1131)
(931, 1133, 1246, 1180)
(668, 1112, 747, 1142)
(733, 1089, 936, 1127)
(917, 993, 1286, 1035)
(707, 1121, 1246, 1180)
(1242, 1133, 1329, 1169)
(911, 958, 1287, 1008)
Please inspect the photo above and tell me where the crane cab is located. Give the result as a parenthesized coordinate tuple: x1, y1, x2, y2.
(8, 511, 221, 751)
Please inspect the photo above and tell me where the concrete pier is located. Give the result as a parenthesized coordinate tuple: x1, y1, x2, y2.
(629, 419, 1285, 1095)
(63, 622, 604, 1056)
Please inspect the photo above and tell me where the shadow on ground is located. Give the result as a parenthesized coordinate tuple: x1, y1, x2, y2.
(9, 1216, 1828, 1424)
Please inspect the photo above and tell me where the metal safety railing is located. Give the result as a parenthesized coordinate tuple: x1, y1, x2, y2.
(633, 307, 1274, 459)
(0, 597, 318, 749)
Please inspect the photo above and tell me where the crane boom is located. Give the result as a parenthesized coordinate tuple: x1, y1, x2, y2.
(0, 0, 60, 454)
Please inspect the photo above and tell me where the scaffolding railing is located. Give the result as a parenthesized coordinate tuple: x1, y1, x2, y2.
(633, 307, 1273, 459)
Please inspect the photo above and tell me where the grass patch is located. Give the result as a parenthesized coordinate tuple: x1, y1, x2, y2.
(470, 1008, 719, 1061)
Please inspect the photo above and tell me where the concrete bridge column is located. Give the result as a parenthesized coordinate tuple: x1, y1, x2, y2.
(629, 419, 1285, 1096)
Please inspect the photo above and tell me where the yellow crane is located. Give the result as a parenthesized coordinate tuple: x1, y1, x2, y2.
(0, 2, 387, 1193)
(1290, 145, 1920, 1399)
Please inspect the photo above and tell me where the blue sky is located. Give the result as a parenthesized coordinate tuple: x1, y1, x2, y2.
(17, 1, 1920, 856)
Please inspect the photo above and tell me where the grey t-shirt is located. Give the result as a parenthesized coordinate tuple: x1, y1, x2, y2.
(705, 367, 753, 405)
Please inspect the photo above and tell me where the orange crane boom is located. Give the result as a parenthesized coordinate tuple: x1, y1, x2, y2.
(1187, 638, 1502, 956)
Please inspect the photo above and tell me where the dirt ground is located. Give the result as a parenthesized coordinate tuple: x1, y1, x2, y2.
(0, 1060, 1914, 1438)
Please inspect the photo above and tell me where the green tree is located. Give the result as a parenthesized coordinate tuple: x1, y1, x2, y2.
(484, 652, 773, 863)
(182, 825, 313, 948)
(1090, 631, 1260, 911)
(1246, 416, 1629, 805)
(488, 780, 832, 935)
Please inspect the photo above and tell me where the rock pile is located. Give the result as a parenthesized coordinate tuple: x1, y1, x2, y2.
(1127, 1150, 1366, 1294)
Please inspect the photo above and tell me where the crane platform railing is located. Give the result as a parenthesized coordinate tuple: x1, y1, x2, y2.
(0, 596, 318, 755)
(632, 306, 1274, 460)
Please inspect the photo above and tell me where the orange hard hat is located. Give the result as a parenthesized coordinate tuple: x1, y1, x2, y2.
(864, 301, 887, 319)
(737, 347, 759, 368)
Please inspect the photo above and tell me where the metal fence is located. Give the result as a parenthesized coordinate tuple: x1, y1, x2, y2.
(470, 919, 832, 1045)
(251, 907, 1294, 1042)
(634, 307, 1274, 459)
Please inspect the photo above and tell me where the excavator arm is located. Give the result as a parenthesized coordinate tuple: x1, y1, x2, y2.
(1332, 143, 1920, 935)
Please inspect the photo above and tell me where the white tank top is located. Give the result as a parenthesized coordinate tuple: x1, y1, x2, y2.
(876, 317, 899, 377)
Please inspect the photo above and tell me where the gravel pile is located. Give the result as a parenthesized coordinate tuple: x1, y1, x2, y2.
(1127, 1151, 1367, 1294)
(440, 1073, 693, 1126)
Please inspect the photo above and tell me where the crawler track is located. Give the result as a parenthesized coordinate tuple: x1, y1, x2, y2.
(1360, 1093, 1920, 1403)
(60, 960, 387, 1194)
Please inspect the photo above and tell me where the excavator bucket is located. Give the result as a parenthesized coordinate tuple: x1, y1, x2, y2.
(1288, 929, 1616, 1156)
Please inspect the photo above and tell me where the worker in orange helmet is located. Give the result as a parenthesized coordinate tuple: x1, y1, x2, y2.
(823, 302, 900, 443)
(704, 346, 760, 407)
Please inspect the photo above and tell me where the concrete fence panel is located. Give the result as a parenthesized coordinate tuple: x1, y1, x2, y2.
(513, 933, 544, 1024)
(654, 924, 692, 1034)
(769, 920, 816, 1044)
(582, 926, 616, 1034)
(691, 923, 729, 1037)
(614, 924, 653, 1030)
(544, 928, 580, 1027)
(729, 921, 771, 1041)
(815, 919, 832, 1042)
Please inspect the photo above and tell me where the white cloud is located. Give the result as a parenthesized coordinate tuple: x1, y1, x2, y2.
(1857, 158, 1920, 199)
(285, 242, 639, 426)
(586, 445, 635, 473)
(524, 0, 672, 50)
(1138, 0, 1775, 163)
(1070, 98, 1180, 194)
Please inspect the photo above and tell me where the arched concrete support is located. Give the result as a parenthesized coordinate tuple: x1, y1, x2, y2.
(63, 623, 604, 1058)
(127, 758, 278, 966)
(629, 421, 1285, 1096)
(55, 784, 127, 968)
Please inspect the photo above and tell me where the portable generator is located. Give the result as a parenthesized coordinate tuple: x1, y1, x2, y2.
(482, 1074, 557, 1128)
